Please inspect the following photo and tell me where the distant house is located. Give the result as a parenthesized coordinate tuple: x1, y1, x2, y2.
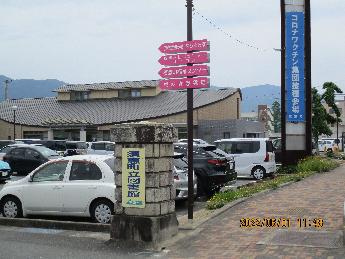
(0, 80, 264, 142)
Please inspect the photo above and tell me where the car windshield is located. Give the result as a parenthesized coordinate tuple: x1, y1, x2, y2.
(174, 157, 188, 169)
(33, 146, 59, 157)
(66, 142, 87, 149)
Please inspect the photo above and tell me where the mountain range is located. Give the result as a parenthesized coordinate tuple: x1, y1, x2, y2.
(0, 75, 65, 101)
(0, 75, 280, 112)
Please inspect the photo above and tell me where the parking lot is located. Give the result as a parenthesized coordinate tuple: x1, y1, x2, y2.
(0, 175, 257, 221)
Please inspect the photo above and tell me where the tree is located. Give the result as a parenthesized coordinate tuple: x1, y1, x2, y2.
(271, 100, 281, 133)
(312, 82, 343, 149)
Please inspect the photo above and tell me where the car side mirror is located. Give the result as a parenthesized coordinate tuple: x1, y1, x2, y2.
(28, 175, 34, 182)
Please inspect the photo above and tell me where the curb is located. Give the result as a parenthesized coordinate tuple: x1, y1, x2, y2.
(0, 217, 110, 233)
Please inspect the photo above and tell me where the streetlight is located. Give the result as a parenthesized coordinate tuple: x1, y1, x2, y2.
(11, 105, 17, 140)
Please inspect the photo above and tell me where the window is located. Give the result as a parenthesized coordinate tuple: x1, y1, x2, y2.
(33, 146, 59, 157)
(173, 157, 188, 169)
(266, 141, 274, 152)
(118, 90, 131, 98)
(104, 157, 115, 171)
(103, 131, 110, 141)
(0, 146, 15, 154)
(71, 91, 89, 101)
(32, 161, 68, 182)
(25, 149, 41, 160)
(217, 141, 260, 154)
(177, 127, 188, 139)
(131, 90, 141, 97)
(9, 148, 25, 157)
(69, 161, 102, 180)
(223, 132, 231, 139)
(91, 143, 105, 150)
(105, 143, 115, 151)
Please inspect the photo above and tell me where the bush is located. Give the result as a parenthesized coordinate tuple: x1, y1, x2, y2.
(296, 156, 338, 173)
(206, 156, 339, 210)
(276, 165, 297, 174)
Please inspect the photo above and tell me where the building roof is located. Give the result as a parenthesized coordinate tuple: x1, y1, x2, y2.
(0, 88, 239, 127)
(55, 80, 159, 92)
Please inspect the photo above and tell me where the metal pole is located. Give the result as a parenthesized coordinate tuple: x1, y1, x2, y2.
(336, 117, 339, 148)
(280, 0, 286, 166)
(186, 0, 194, 222)
(305, 0, 312, 156)
(13, 109, 16, 140)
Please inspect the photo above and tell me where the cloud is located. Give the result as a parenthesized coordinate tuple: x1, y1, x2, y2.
(0, 0, 344, 90)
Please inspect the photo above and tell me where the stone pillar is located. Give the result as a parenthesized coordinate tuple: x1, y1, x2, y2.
(80, 128, 86, 142)
(47, 129, 54, 140)
(110, 122, 178, 247)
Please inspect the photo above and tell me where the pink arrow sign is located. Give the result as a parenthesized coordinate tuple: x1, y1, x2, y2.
(158, 52, 210, 66)
(159, 65, 209, 79)
(159, 39, 209, 54)
(159, 77, 210, 90)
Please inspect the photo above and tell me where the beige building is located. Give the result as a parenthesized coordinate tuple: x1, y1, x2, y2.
(0, 80, 247, 142)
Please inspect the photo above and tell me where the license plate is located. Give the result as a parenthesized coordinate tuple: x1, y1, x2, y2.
(2, 171, 7, 177)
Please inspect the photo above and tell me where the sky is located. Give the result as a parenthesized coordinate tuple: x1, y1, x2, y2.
(0, 0, 344, 90)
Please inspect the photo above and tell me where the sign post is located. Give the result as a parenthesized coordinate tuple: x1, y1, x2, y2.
(186, 0, 194, 223)
(281, 0, 312, 165)
(158, 1, 210, 222)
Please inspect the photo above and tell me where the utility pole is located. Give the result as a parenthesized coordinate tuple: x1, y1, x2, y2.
(186, 0, 194, 222)
(3, 79, 12, 100)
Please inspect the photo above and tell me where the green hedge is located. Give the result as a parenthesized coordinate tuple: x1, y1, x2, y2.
(206, 157, 339, 210)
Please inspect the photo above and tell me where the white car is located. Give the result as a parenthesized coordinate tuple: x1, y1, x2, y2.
(0, 155, 115, 224)
(173, 153, 197, 200)
(87, 141, 115, 155)
(178, 139, 210, 145)
(214, 138, 276, 180)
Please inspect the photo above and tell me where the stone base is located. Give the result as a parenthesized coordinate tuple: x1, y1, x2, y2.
(110, 213, 178, 248)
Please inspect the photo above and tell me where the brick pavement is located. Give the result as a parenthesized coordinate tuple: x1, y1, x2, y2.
(166, 164, 345, 258)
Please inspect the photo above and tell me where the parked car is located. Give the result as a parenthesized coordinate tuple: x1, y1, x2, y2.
(0, 140, 24, 149)
(0, 144, 43, 161)
(174, 143, 236, 197)
(15, 139, 41, 144)
(37, 140, 67, 156)
(87, 141, 115, 155)
(215, 138, 276, 180)
(64, 141, 88, 156)
(173, 152, 197, 200)
(178, 139, 210, 145)
(3, 145, 60, 175)
(0, 160, 11, 184)
(321, 138, 342, 152)
(0, 155, 115, 224)
(318, 140, 325, 152)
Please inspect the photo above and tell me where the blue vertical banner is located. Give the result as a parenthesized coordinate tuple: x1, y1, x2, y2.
(286, 12, 305, 122)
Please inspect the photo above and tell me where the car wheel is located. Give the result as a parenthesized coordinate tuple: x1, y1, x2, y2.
(1, 196, 23, 218)
(252, 166, 266, 180)
(91, 200, 114, 224)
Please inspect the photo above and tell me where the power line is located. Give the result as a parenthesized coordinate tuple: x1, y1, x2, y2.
(192, 8, 278, 53)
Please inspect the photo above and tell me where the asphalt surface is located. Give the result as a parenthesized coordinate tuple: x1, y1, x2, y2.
(0, 176, 257, 258)
(0, 225, 150, 259)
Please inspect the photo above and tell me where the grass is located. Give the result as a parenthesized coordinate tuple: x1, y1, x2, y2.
(206, 156, 339, 210)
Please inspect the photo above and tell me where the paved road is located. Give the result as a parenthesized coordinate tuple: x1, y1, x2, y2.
(165, 164, 345, 258)
(0, 225, 144, 259)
